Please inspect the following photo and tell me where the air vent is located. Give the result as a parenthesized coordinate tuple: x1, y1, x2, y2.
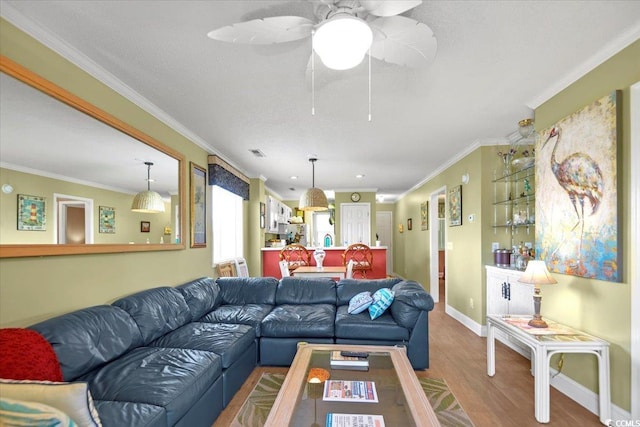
(249, 149, 266, 157)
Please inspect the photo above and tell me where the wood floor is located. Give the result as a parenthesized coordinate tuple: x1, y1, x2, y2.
(213, 281, 603, 427)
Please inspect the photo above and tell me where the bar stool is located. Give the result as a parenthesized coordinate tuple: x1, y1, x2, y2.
(279, 243, 311, 274)
(342, 243, 373, 278)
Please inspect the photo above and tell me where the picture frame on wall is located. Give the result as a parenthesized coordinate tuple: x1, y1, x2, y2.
(448, 185, 462, 227)
(260, 202, 266, 229)
(140, 221, 150, 232)
(190, 162, 207, 248)
(99, 206, 116, 233)
(407, 218, 413, 231)
(420, 201, 429, 230)
(17, 194, 46, 231)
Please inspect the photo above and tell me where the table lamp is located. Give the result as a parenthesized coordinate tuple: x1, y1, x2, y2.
(518, 260, 557, 328)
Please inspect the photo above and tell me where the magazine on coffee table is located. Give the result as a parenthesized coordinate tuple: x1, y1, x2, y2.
(326, 413, 385, 427)
(323, 380, 378, 403)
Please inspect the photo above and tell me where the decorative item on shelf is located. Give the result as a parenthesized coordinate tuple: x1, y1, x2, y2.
(518, 260, 557, 328)
(131, 162, 165, 213)
(313, 247, 326, 268)
(299, 157, 328, 211)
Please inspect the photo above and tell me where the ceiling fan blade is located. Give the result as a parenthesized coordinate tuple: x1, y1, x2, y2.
(360, 0, 422, 17)
(207, 16, 314, 44)
(368, 16, 437, 68)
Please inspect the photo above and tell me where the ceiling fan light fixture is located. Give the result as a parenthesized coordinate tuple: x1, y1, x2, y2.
(131, 161, 166, 213)
(313, 14, 373, 70)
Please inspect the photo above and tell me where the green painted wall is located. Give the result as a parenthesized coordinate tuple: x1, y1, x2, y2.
(394, 40, 639, 411)
(531, 39, 639, 412)
(0, 19, 214, 327)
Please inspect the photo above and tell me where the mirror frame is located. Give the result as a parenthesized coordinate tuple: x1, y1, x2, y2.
(0, 55, 187, 257)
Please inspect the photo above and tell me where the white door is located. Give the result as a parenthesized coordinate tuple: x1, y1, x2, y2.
(340, 203, 370, 246)
(375, 211, 393, 274)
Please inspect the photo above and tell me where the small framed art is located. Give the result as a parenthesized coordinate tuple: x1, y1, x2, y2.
(140, 221, 150, 232)
(448, 185, 462, 227)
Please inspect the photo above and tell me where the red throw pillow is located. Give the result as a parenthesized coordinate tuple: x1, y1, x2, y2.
(0, 328, 63, 381)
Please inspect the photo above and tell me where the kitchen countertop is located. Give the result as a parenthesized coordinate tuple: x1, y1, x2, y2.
(262, 245, 387, 251)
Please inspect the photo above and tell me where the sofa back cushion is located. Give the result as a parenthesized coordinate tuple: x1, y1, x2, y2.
(389, 281, 435, 329)
(216, 277, 278, 305)
(112, 287, 191, 344)
(176, 277, 220, 320)
(275, 277, 337, 305)
(336, 278, 402, 306)
(29, 305, 143, 381)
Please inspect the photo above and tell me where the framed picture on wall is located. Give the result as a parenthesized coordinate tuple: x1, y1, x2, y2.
(407, 218, 413, 231)
(260, 202, 266, 229)
(448, 185, 462, 227)
(140, 221, 150, 232)
(420, 201, 428, 230)
(190, 162, 207, 248)
(99, 206, 116, 233)
(17, 194, 46, 231)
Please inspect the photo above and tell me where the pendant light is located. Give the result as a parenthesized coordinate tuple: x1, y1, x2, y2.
(299, 157, 328, 211)
(131, 161, 165, 213)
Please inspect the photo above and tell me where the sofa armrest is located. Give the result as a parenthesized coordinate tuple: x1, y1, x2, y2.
(389, 281, 434, 329)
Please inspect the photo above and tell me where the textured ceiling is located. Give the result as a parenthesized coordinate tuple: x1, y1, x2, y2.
(2, 0, 639, 201)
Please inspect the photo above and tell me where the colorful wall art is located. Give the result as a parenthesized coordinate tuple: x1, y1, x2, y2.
(536, 91, 619, 282)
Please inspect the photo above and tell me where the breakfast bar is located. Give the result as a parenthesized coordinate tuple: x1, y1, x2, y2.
(262, 246, 387, 279)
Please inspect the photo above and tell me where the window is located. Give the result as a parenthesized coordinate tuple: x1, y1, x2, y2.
(313, 211, 333, 247)
(212, 185, 243, 263)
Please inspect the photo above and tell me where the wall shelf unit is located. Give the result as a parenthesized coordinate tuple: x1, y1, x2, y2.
(492, 164, 535, 248)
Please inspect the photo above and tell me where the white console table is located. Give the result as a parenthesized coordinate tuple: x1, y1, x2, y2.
(486, 315, 610, 424)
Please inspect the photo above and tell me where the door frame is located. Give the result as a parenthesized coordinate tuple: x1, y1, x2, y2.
(429, 186, 447, 303)
(630, 80, 639, 420)
(53, 193, 94, 244)
(375, 210, 393, 274)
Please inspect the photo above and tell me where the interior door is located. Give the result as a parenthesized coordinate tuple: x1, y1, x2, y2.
(375, 211, 393, 274)
(341, 203, 370, 246)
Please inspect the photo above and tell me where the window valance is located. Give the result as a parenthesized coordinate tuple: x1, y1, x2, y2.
(207, 155, 250, 200)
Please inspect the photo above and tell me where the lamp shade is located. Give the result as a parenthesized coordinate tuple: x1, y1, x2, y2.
(299, 187, 328, 211)
(131, 190, 165, 213)
(313, 14, 373, 70)
(518, 260, 557, 285)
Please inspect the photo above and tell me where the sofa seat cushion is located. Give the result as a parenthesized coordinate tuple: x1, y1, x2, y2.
(335, 306, 409, 341)
(94, 400, 167, 427)
(81, 347, 221, 427)
(149, 322, 255, 369)
(200, 304, 273, 336)
(261, 304, 335, 338)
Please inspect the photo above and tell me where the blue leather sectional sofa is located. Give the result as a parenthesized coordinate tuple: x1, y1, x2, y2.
(29, 276, 434, 427)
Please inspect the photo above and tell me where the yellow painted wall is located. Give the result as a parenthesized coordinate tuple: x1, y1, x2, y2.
(0, 168, 172, 244)
(0, 19, 215, 327)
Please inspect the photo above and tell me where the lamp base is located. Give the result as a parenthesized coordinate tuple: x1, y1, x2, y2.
(528, 315, 548, 328)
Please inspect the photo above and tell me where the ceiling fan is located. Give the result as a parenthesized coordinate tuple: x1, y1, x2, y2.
(207, 0, 437, 71)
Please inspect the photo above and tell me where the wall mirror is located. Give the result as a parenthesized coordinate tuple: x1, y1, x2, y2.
(0, 56, 186, 257)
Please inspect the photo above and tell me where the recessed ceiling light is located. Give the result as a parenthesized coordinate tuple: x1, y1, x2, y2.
(356, 174, 365, 179)
(290, 176, 298, 180)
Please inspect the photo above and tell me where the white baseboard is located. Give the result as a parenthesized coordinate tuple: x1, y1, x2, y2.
(445, 304, 484, 336)
(446, 308, 631, 423)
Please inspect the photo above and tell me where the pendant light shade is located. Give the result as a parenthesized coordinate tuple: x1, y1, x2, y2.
(131, 162, 165, 213)
(299, 158, 328, 211)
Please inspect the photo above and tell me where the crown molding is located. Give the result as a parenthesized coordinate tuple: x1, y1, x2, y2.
(527, 22, 640, 109)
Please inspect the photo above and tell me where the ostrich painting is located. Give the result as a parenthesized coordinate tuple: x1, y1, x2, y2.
(536, 92, 618, 281)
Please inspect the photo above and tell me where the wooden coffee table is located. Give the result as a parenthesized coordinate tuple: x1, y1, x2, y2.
(264, 344, 441, 427)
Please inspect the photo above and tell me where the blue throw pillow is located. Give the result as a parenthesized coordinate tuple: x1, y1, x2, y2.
(369, 288, 395, 320)
(348, 291, 373, 314)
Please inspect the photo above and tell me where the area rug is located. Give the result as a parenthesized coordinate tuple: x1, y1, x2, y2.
(230, 373, 474, 427)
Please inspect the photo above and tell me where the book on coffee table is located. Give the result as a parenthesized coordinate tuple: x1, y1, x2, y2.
(326, 413, 385, 427)
(322, 380, 378, 403)
(330, 351, 369, 369)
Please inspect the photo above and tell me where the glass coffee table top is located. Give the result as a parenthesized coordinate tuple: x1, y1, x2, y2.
(265, 344, 440, 427)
